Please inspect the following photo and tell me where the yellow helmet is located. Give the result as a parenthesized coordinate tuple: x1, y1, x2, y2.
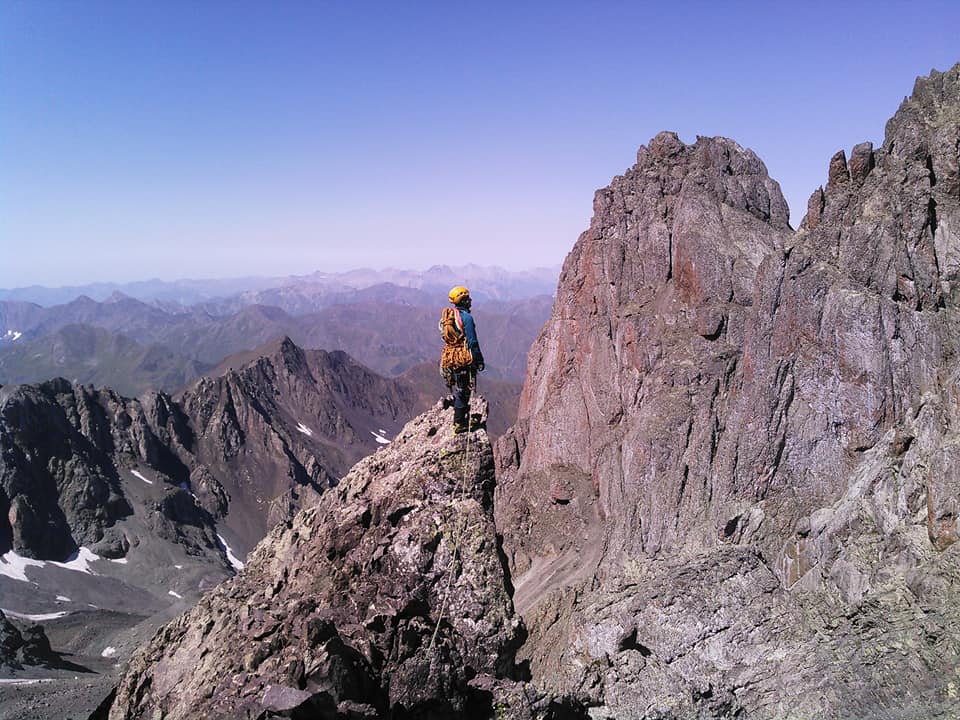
(448, 285, 470, 305)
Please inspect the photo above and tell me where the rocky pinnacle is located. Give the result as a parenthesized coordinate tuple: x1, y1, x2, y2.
(100, 398, 571, 719)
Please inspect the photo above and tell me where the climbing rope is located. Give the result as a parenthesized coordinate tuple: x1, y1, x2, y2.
(429, 380, 477, 650)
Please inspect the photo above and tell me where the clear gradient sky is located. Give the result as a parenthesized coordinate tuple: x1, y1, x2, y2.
(2, 1, 959, 287)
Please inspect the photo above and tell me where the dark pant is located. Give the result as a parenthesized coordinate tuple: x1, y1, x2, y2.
(450, 369, 474, 427)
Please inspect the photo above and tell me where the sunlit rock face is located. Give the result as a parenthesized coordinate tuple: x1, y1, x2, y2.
(496, 130, 792, 577)
(495, 63, 960, 718)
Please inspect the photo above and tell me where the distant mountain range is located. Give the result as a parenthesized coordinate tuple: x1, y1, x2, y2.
(0, 324, 212, 398)
(0, 265, 555, 395)
(0, 264, 559, 307)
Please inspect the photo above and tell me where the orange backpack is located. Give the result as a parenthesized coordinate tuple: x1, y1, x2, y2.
(439, 307, 473, 375)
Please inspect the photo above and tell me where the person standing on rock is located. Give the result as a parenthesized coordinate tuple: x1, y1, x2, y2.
(440, 285, 485, 433)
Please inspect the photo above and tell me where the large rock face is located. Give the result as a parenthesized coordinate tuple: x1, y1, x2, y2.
(0, 377, 196, 562)
(101, 400, 552, 720)
(496, 131, 792, 579)
(496, 63, 960, 717)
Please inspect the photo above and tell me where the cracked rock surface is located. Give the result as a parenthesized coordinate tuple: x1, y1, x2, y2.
(496, 63, 960, 718)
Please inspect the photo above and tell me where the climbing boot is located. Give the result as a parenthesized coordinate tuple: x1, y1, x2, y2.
(453, 406, 469, 434)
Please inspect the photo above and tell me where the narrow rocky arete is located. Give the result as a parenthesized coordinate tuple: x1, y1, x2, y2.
(98, 398, 574, 719)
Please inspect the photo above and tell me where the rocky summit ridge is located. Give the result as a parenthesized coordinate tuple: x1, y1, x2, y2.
(98, 399, 580, 720)
(94, 63, 960, 720)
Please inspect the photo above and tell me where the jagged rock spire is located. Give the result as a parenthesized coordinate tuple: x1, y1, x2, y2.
(495, 62, 960, 719)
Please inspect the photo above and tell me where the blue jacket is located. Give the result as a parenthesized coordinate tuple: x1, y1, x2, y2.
(456, 305, 483, 364)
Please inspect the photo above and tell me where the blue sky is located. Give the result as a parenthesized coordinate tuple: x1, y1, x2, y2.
(2, 1, 958, 287)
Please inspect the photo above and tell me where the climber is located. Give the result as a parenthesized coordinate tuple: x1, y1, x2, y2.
(439, 285, 485, 433)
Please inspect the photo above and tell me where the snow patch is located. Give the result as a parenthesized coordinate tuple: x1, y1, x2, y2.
(296, 422, 314, 437)
(2, 330, 22, 342)
(101, 646, 117, 658)
(174, 564, 183, 570)
(216, 534, 245, 570)
(371, 430, 390, 445)
(1, 547, 101, 579)
(56, 596, 71, 602)
(168, 590, 183, 599)
(50, 547, 100, 575)
(110, 557, 129, 564)
(130, 469, 153, 485)
(1, 608, 69, 621)
(0, 551, 46, 582)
